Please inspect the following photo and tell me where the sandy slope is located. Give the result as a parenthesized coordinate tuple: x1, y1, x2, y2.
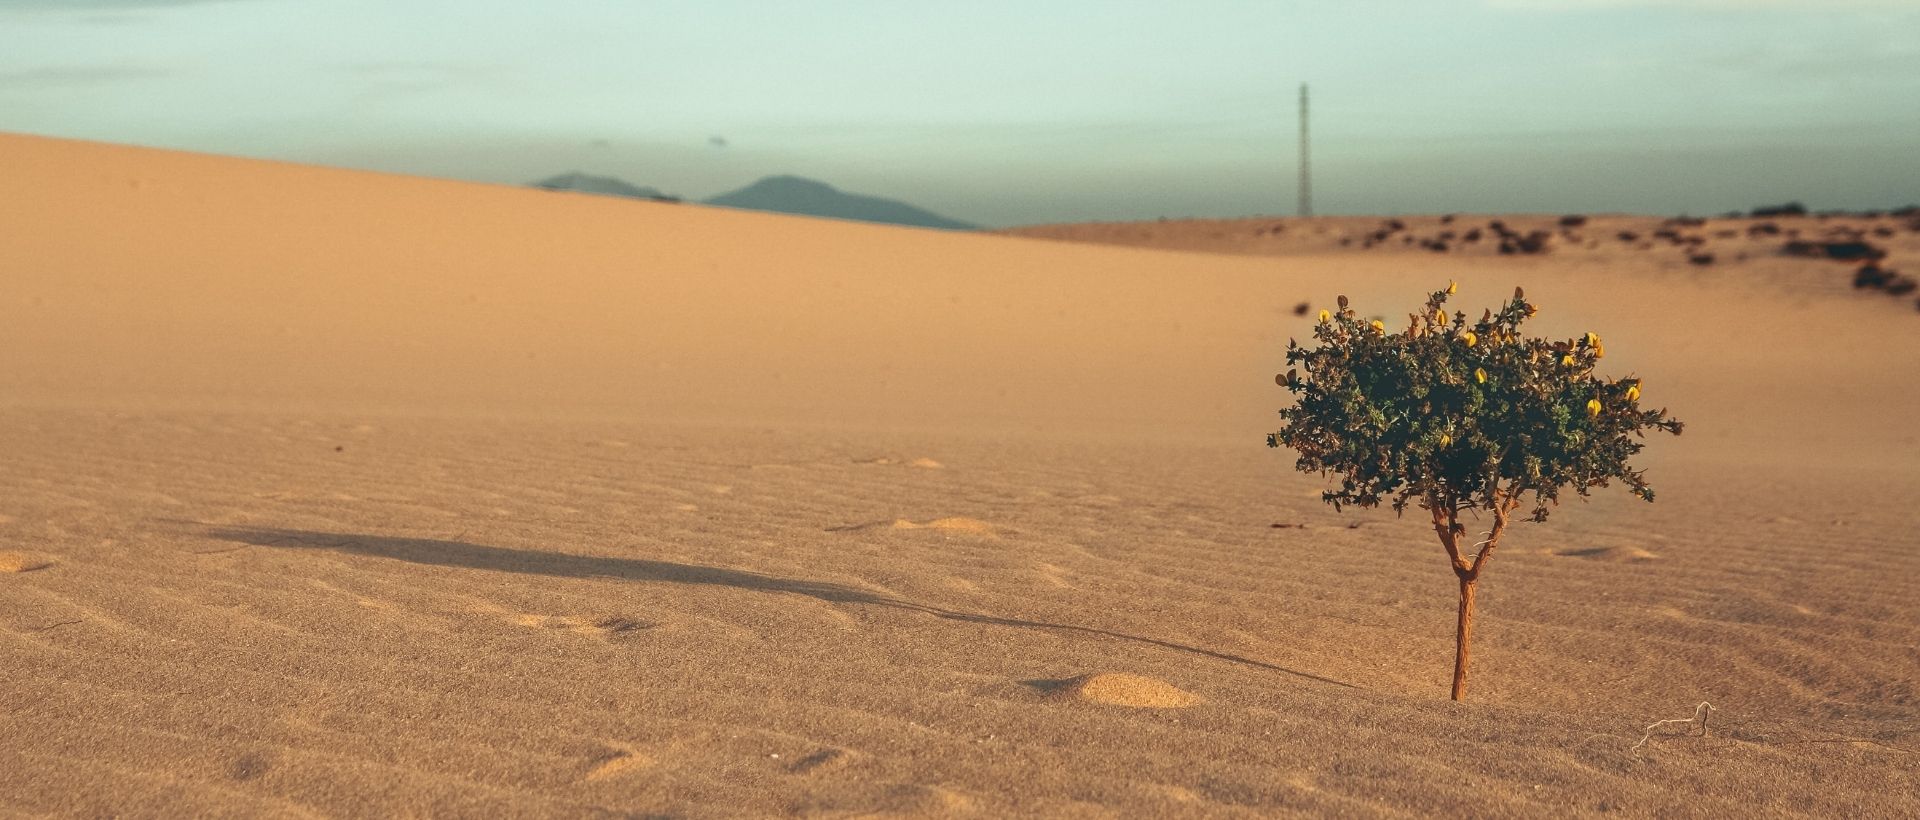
(2, 133, 1917, 817)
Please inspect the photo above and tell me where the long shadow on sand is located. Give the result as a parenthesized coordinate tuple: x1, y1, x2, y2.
(205, 526, 1354, 689)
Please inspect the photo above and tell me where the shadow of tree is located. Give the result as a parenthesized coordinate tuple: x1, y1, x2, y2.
(206, 526, 1354, 689)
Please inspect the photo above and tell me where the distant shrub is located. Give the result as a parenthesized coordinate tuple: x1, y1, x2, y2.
(1749, 202, 1807, 218)
(1269, 285, 1683, 700)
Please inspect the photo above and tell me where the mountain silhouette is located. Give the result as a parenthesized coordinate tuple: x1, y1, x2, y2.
(531, 172, 680, 203)
(702, 176, 976, 230)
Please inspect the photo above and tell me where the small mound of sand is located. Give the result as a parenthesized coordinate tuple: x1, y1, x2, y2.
(891, 517, 993, 534)
(1558, 546, 1659, 562)
(0, 551, 52, 573)
(788, 747, 856, 775)
(582, 742, 651, 781)
(854, 456, 943, 468)
(1053, 673, 1199, 708)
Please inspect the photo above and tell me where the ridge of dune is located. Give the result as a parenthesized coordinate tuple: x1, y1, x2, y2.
(0, 131, 1287, 437)
(7, 131, 1920, 456)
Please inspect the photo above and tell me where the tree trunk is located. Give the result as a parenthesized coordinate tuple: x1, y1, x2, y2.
(1451, 575, 1476, 701)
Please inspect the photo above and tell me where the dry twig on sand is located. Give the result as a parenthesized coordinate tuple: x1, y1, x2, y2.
(1632, 702, 1716, 754)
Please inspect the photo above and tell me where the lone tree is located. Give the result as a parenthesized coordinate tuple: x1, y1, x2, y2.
(1269, 284, 1682, 701)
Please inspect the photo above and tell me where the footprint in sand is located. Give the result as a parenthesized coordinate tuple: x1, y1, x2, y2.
(476, 604, 653, 639)
(0, 551, 53, 573)
(521, 614, 652, 638)
(1031, 673, 1200, 709)
(829, 517, 995, 536)
(228, 751, 271, 782)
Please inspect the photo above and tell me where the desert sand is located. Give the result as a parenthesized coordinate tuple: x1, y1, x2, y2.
(2, 132, 1916, 817)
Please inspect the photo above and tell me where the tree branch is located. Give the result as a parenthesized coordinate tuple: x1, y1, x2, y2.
(1467, 493, 1522, 578)
(1429, 498, 1471, 575)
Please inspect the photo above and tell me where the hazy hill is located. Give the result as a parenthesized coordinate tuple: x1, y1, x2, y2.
(531, 172, 679, 202)
(703, 175, 976, 230)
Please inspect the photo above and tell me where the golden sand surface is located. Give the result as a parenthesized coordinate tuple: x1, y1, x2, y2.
(2, 133, 1916, 816)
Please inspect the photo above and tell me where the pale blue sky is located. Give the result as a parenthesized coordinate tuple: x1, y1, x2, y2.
(3, 0, 1916, 226)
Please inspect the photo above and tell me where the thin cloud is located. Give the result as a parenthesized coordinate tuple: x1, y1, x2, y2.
(342, 61, 482, 76)
(334, 61, 517, 109)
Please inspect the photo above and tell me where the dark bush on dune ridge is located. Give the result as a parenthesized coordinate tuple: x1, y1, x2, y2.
(1784, 240, 1887, 262)
(1750, 202, 1807, 218)
(1486, 220, 1551, 255)
(1850, 264, 1918, 304)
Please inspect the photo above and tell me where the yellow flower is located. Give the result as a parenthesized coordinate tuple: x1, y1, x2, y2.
(1562, 354, 1576, 367)
(1462, 332, 1477, 347)
(1318, 309, 1331, 323)
(1585, 332, 1600, 348)
(1586, 398, 1602, 417)
(1370, 319, 1385, 333)
(1446, 281, 1457, 294)
(1439, 433, 1452, 446)
(1626, 384, 1641, 402)
(1434, 308, 1447, 325)
(1593, 342, 1605, 359)
(1474, 367, 1487, 384)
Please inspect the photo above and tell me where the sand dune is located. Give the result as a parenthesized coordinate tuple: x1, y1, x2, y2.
(2, 133, 1916, 816)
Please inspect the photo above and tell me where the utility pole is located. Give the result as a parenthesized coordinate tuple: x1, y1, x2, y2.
(1298, 83, 1312, 218)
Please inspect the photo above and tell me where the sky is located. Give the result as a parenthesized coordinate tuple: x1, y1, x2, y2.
(2, 0, 1917, 227)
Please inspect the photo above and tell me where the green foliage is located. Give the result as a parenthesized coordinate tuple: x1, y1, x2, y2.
(1268, 285, 1683, 523)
